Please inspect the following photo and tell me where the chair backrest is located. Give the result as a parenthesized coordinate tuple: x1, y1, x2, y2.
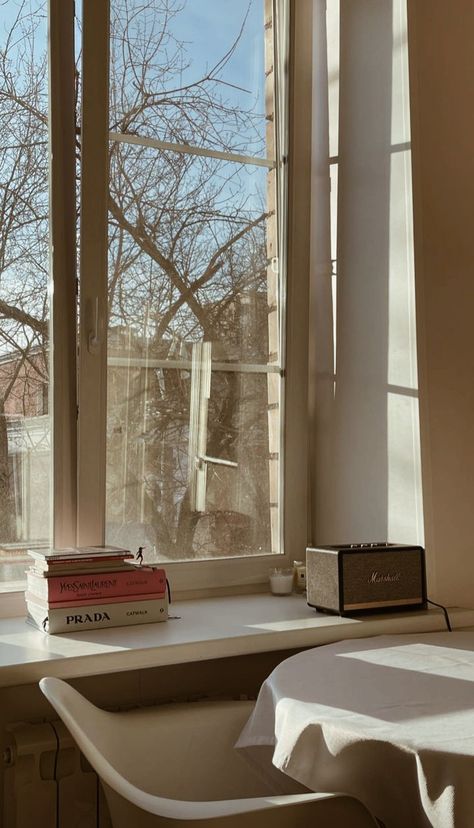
(39, 677, 381, 828)
(39, 678, 280, 802)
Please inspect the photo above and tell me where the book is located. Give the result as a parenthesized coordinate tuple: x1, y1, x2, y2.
(26, 595, 168, 634)
(27, 566, 166, 603)
(30, 560, 137, 576)
(27, 545, 133, 563)
(78, 546, 133, 557)
(25, 590, 166, 609)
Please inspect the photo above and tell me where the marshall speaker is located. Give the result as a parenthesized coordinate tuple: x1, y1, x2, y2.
(306, 543, 427, 616)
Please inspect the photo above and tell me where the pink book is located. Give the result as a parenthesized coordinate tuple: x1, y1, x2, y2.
(26, 591, 165, 609)
(27, 566, 166, 603)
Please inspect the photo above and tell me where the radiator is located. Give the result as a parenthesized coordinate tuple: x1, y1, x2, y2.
(3, 720, 112, 828)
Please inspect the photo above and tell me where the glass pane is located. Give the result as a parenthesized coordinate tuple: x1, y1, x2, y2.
(106, 0, 282, 561)
(109, 0, 273, 160)
(106, 355, 280, 560)
(0, 0, 51, 588)
(108, 142, 278, 365)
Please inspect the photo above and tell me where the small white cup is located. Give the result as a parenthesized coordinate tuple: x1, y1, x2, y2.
(269, 568, 294, 595)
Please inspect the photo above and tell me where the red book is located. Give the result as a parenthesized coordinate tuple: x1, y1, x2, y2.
(27, 566, 166, 603)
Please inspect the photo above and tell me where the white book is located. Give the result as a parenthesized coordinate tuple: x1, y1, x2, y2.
(28, 545, 131, 563)
(26, 595, 168, 634)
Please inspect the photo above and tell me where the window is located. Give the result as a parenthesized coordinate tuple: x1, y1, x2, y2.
(104, 0, 282, 561)
(0, 0, 311, 602)
(0, 0, 51, 590)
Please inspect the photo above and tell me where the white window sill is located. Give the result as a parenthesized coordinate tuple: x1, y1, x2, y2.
(0, 594, 473, 689)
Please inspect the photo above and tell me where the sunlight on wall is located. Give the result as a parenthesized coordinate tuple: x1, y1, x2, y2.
(387, 0, 423, 543)
(310, 0, 423, 548)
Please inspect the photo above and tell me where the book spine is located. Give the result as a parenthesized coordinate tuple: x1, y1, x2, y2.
(33, 564, 138, 577)
(27, 567, 166, 602)
(25, 590, 165, 609)
(27, 596, 168, 634)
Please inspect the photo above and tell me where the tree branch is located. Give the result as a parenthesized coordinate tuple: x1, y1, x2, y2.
(0, 300, 47, 337)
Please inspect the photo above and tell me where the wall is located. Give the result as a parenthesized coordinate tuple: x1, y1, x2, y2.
(310, 1, 424, 549)
(408, 0, 474, 606)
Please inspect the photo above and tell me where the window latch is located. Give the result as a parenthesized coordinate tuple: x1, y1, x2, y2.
(88, 296, 101, 353)
(196, 455, 238, 470)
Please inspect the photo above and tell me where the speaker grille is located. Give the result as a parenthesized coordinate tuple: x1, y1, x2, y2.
(306, 549, 339, 611)
(342, 549, 423, 610)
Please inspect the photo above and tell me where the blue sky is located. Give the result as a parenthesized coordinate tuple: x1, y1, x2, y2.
(170, 1, 265, 115)
(1, 1, 265, 118)
(1, 0, 47, 34)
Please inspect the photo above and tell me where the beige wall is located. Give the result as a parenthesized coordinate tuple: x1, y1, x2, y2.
(310, 0, 474, 608)
(408, 0, 474, 606)
(310, 1, 424, 551)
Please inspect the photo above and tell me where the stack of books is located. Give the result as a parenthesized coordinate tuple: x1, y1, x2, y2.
(25, 546, 168, 633)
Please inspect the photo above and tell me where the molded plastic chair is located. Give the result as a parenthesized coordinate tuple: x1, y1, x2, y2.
(39, 677, 380, 828)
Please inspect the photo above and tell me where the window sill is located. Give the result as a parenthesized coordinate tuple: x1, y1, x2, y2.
(0, 594, 473, 689)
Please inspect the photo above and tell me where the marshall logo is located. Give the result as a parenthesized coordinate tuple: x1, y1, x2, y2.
(66, 611, 111, 624)
(368, 571, 401, 585)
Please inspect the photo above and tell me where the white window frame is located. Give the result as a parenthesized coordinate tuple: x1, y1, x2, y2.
(1, 0, 312, 613)
(50, 0, 77, 548)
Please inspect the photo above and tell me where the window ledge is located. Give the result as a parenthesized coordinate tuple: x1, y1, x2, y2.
(0, 594, 473, 689)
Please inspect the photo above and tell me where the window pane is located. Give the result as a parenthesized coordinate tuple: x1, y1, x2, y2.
(0, 0, 51, 587)
(105, 1, 282, 560)
(106, 356, 281, 560)
(109, 0, 272, 159)
(108, 143, 277, 365)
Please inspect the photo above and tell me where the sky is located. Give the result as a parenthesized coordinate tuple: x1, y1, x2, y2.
(1, 0, 265, 110)
(169, 0, 265, 115)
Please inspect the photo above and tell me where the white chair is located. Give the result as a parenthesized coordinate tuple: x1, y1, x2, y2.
(39, 677, 380, 828)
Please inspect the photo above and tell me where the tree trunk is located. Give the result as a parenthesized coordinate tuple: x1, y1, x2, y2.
(0, 401, 14, 543)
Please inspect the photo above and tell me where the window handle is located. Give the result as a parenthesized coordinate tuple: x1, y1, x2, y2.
(88, 296, 101, 353)
(196, 454, 238, 469)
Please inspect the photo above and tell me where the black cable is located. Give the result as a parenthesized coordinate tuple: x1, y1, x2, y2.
(166, 577, 172, 604)
(49, 720, 61, 828)
(427, 598, 452, 632)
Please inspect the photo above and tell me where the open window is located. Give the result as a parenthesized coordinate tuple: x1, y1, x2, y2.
(0, 0, 311, 602)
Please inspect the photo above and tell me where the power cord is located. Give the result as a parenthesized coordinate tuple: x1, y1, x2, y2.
(50, 720, 61, 828)
(427, 598, 452, 632)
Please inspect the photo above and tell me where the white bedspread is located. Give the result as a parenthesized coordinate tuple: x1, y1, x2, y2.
(236, 631, 474, 828)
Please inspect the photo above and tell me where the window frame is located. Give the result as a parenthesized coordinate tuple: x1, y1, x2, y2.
(77, 0, 109, 547)
(50, 0, 78, 549)
(1, 0, 312, 613)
